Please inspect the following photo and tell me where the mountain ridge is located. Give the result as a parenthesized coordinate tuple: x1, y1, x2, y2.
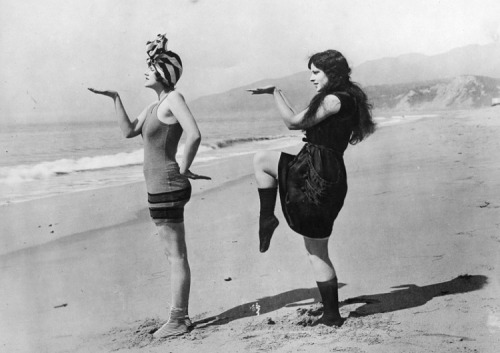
(366, 75, 500, 111)
(352, 43, 500, 86)
(189, 43, 500, 118)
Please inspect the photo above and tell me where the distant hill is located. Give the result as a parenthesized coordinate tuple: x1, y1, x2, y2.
(189, 43, 500, 118)
(366, 75, 500, 110)
(190, 74, 500, 118)
(189, 71, 315, 121)
(352, 43, 500, 86)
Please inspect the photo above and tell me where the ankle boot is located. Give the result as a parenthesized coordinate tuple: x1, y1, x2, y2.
(316, 278, 344, 327)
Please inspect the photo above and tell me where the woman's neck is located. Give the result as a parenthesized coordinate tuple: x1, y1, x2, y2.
(157, 88, 172, 101)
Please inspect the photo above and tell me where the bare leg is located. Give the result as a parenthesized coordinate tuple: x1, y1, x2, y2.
(303, 237, 336, 281)
(253, 150, 281, 188)
(154, 221, 191, 338)
(304, 236, 344, 326)
(157, 221, 190, 308)
(253, 151, 281, 252)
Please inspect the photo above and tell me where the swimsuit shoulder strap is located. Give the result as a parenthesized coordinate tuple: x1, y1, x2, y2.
(157, 90, 172, 105)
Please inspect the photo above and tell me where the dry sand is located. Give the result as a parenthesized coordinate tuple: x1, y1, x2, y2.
(1, 108, 500, 352)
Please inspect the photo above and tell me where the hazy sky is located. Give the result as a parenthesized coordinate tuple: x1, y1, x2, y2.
(1, 0, 500, 124)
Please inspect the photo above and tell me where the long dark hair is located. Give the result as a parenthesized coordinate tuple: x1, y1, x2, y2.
(304, 50, 375, 144)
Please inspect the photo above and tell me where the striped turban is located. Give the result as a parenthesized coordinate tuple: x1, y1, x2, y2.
(146, 34, 183, 86)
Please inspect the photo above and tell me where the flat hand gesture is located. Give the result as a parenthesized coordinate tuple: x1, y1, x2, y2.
(88, 88, 119, 99)
(246, 85, 276, 95)
(181, 170, 212, 180)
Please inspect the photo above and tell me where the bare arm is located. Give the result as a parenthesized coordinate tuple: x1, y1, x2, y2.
(247, 86, 341, 130)
(166, 91, 210, 180)
(88, 88, 150, 138)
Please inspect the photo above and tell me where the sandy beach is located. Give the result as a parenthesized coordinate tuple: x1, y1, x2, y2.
(1, 108, 500, 353)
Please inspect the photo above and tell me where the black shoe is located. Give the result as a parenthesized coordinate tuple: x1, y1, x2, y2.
(259, 216, 279, 253)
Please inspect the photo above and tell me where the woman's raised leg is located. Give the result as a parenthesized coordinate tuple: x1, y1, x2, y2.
(253, 151, 281, 252)
(303, 236, 344, 326)
(253, 150, 280, 188)
(153, 221, 191, 338)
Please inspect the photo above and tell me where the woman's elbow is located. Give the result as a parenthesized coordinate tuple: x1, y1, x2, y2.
(188, 132, 201, 144)
(283, 116, 302, 130)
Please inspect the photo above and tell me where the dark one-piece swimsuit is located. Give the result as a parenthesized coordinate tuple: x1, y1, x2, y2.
(141, 94, 191, 224)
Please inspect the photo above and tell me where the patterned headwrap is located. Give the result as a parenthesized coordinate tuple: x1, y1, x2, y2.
(146, 34, 183, 86)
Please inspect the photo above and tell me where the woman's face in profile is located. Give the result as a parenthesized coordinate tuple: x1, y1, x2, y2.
(144, 66, 161, 88)
(309, 63, 329, 92)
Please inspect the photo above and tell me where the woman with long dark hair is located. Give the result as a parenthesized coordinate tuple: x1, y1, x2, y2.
(89, 34, 209, 338)
(247, 49, 375, 326)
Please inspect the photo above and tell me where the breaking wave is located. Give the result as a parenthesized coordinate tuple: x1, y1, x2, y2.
(0, 135, 294, 183)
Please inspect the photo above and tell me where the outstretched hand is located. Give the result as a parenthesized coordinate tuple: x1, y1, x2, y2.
(246, 85, 276, 95)
(181, 170, 211, 180)
(88, 88, 119, 99)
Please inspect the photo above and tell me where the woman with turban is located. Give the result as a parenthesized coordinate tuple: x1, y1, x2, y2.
(89, 34, 209, 338)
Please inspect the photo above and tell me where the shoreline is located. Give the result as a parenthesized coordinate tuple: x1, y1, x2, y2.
(0, 141, 304, 256)
(0, 134, 303, 206)
(0, 111, 436, 208)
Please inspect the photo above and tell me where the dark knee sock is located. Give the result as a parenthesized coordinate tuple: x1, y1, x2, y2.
(258, 187, 278, 217)
(316, 277, 342, 321)
(258, 187, 279, 253)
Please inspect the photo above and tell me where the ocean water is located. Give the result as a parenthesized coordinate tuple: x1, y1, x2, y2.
(0, 117, 301, 205)
(0, 114, 434, 205)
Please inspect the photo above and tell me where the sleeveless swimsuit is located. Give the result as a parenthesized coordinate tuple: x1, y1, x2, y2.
(142, 94, 191, 224)
(278, 92, 355, 238)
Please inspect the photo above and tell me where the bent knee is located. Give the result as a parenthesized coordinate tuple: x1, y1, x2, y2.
(253, 150, 269, 168)
(254, 150, 280, 172)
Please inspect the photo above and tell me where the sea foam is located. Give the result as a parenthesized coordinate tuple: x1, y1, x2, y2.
(0, 135, 293, 183)
(0, 150, 144, 183)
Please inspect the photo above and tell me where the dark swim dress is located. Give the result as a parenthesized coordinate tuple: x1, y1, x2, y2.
(142, 94, 191, 224)
(278, 92, 355, 239)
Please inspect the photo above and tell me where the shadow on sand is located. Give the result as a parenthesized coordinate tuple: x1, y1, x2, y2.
(344, 274, 487, 317)
(194, 286, 327, 327)
(194, 275, 487, 327)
